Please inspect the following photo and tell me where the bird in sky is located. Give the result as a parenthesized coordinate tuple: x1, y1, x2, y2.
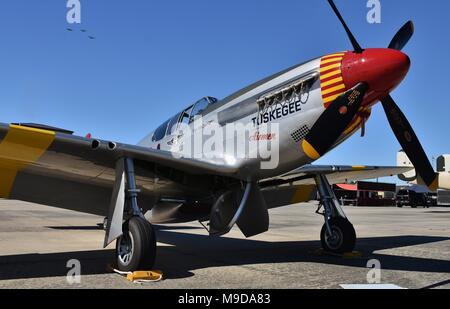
(66, 27, 96, 40)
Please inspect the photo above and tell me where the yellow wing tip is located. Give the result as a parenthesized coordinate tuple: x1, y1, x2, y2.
(0, 124, 56, 198)
(9, 124, 56, 136)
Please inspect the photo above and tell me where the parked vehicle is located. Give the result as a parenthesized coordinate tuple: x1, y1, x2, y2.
(396, 189, 429, 208)
(426, 192, 438, 207)
(437, 190, 450, 206)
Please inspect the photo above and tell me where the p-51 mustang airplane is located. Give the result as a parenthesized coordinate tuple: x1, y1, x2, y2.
(0, 0, 438, 271)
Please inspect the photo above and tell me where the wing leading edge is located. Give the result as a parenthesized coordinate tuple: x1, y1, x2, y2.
(261, 164, 413, 187)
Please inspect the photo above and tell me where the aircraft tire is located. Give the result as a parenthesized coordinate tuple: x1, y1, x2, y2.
(115, 217, 156, 272)
(320, 217, 356, 254)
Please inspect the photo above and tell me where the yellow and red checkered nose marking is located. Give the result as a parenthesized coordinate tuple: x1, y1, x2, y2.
(319, 53, 347, 108)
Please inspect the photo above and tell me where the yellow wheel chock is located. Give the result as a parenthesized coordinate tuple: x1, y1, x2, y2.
(126, 270, 163, 283)
(107, 264, 163, 283)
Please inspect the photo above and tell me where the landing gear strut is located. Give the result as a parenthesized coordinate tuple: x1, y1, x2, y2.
(105, 157, 157, 272)
(315, 174, 356, 254)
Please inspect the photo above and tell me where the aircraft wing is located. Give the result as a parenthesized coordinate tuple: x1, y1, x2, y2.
(259, 165, 413, 209)
(0, 122, 414, 217)
(0, 123, 238, 216)
(262, 164, 413, 186)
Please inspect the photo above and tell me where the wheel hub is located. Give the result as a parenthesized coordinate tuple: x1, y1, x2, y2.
(325, 226, 344, 250)
(117, 231, 134, 266)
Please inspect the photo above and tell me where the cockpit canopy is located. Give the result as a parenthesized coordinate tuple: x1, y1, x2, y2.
(152, 96, 218, 142)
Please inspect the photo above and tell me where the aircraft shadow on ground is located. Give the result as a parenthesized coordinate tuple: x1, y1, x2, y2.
(46, 226, 103, 231)
(0, 228, 449, 281)
(424, 211, 450, 214)
(44, 224, 203, 231)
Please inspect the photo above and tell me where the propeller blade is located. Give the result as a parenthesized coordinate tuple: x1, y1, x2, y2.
(388, 21, 414, 51)
(327, 0, 363, 53)
(380, 95, 438, 189)
(302, 82, 368, 160)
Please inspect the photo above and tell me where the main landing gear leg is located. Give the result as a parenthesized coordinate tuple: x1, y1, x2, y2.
(104, 157, 156, 272)
(314, 174, 356, 254)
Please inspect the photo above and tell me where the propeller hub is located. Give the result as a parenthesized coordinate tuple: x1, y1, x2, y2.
(341, 48, 410, 106)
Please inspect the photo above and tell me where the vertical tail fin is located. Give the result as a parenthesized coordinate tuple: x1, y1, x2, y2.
(398, 150, 450, 190)
(397, 150, 417, 182)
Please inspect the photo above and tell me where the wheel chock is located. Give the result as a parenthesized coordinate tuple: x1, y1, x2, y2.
(127, 270, 163, 283)
(107, 264, 163, 283)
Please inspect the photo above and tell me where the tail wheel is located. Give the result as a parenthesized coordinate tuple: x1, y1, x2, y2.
(320, 217, 356, 254)
(115, 217, 156, 272)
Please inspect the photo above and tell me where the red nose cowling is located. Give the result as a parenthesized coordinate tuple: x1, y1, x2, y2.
(341, 48, 410, 107)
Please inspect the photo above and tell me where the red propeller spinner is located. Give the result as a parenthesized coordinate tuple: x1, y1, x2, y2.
(342, 48, 410, 107)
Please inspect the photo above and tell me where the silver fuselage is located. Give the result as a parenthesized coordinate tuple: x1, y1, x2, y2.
(139, 54, 362, 180)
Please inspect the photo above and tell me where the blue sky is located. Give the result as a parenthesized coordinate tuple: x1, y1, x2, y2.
(0, 0, 449, 181)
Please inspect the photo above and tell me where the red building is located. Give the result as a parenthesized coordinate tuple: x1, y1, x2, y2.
(333, 181, 397, 206)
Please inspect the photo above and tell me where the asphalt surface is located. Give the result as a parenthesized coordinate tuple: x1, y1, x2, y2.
(0, 199, 449, 289)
